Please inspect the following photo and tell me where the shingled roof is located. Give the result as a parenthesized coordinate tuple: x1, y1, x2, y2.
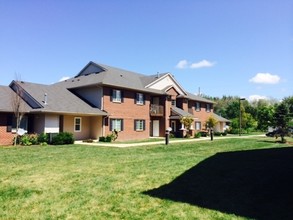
(57, 62, 166, 95)
(2, 61, 215, 115)
(0, 85, 32, 112)
(11, 81, 107, 116)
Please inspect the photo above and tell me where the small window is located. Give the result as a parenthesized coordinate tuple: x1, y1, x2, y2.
(195, 122, 201, 130)
(195, 102, 201, 111)
(206, 103, 211, 112)
(135, 119, 145, 131)
(171, 100, 176, 106)
(74, 117, 82, 132)
(112, 89, 122, 103)
(110, 119, 123, 131)
(136, 93, 144, 105)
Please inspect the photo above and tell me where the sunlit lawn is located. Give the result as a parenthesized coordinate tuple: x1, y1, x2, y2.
(0, 136, 292, 219)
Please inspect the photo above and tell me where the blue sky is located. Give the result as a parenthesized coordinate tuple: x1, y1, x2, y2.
(0, 0, 292, 101)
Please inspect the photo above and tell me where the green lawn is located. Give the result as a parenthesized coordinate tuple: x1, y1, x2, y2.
(1, 137, 292, 219)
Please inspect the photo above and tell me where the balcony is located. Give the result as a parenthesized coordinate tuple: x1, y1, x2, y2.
(150, 104, 164, 116)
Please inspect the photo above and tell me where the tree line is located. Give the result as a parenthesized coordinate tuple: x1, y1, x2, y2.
(205, 95, 293, 135)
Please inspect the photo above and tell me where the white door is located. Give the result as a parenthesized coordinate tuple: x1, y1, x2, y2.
(153, 120, 160, 137)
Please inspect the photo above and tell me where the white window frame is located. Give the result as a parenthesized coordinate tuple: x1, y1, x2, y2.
(195, 122, 201, 130)
(206, 103, 211, 112)
(135, 120, 145, 131)
(136, 93, 144, 105)
(74, 117, 82, 132)
(195, 102, 201, 111)
(112, 89, 121, 103)
(111, 119, 122, 131)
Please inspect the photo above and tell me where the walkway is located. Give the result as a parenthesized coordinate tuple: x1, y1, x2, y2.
(75, 134, 265, 148)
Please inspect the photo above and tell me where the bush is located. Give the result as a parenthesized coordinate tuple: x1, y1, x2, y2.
(19, 133, 38, 146)
(222, 131, 228, 136)
(214, 132, 222, 136)
(19, 134, 32, 146)
(199, 131, 208, 137)
(99, 130, 119, 142)
(99, 136, 106, 142)
(51, 132, 74, 145)
(99, 134, 113, 142)
(38, 133, 48, 144)
(169, 133, 175, 138)
(194, 132, 201, 138)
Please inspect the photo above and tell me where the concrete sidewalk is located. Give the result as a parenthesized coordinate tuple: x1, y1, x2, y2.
(75, 134, 265, 148)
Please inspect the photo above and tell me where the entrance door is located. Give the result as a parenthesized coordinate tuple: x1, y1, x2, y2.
(153, 120, 160, 137)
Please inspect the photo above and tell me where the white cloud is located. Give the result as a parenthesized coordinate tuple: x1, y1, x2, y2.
(249, 73, 280, 84)
(59, 76, 70, 82)
(176, 59, 215, 69)
(248, 95, 268, 102)
(190, 59, 215, 69)
(175, 60, 189, 69)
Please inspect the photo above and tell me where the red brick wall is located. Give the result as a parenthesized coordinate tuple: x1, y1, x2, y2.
(189, 100, 213, 130)
(0, 113, 14, 145)
(103, 87, 151, 141)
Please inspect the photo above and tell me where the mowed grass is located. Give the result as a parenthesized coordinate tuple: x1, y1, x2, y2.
(0, 137, 292, 219)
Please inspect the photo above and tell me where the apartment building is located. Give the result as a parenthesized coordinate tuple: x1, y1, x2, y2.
(0, 61, 229, 145)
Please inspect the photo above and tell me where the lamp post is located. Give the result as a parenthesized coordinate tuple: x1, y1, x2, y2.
(239, 98, 245, 136)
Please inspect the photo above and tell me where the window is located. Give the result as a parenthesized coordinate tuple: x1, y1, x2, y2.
(74, 117, 82, 132)
(136, 93, 144, 105)
(195, 102, 201, 111)
(206, 103, 211, 112)
(171, 100, 176, 106)
(195, 122, 201, 130)
(134, 119, 145, 131)
(110, 119, 123, 131)
(112, 89, 122, 103)
(10, 115, 28, 132)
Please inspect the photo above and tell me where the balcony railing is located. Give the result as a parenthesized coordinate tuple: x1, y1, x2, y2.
(150, 104, 164, 116)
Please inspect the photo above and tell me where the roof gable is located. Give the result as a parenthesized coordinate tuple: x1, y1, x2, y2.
(145, 73, 186, 95)
(76, 61, 106, 77)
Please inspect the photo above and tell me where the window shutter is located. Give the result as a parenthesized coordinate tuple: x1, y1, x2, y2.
(121, 91, 124, 103)
(143, 94, 145, 105)
(121, 119, 124, 131)
(6, 114, 12, 132)
(134, 120, 137, 130)
(110, 119, 113, 131)
(110, 89, 113, 102)
(143, 120, 146, 130)
(135, 93, 138, 104)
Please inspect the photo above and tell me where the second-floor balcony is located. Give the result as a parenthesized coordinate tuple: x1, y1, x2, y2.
(150, 104, 164, 116)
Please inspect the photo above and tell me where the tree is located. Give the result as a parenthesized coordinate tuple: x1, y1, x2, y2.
(273, 102, 290, 142)
(256, 104, 274, 131)
(282, 96, 293, 127)
(206, 115, 218, 130)
(180, 116, 194, 137)
(10, 80, 26, 146)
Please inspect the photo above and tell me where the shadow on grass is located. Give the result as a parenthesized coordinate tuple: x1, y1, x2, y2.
(144, 147, 293, 220)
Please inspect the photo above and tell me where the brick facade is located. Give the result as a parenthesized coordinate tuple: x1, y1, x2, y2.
(0, 113, 14, 145)
(103, 87, 151, 141)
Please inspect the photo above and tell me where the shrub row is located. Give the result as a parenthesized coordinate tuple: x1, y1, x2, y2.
(18, 132, 74, 146)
